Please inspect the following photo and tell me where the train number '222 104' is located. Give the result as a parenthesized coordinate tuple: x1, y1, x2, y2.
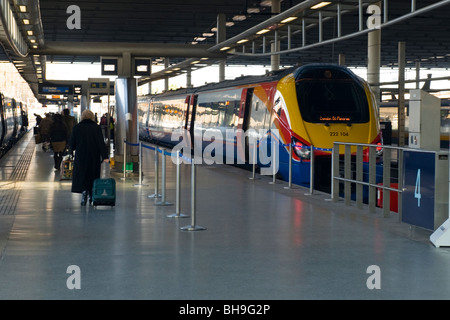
(329, 131, 349, 137)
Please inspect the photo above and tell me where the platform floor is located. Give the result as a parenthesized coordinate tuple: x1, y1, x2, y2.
(0, 130, 449, 300)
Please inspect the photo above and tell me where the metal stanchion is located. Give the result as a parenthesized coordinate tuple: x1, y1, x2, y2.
(181, 157, 206, 231)
(148, 147, 161, 198)
(269, 138, 277, 184)
(134, 141, 148, 187)
(155, 149, 172, 206)
(284, 140, 293, 189)
(120, 139, 127, 180)
(249, 137, 260, 180)
(304, 145, 314, 195)
(168, 150, 188, 218)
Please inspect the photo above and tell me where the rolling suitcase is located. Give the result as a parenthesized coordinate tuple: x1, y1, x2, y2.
(92, 178, 116, 207)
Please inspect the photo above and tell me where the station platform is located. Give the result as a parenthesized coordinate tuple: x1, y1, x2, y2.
(0, 130, 449, 300)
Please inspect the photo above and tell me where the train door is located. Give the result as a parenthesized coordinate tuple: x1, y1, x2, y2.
(0, 94, 4, 147)
(185, 94, 197, 148)
(237, 88, 253, 162)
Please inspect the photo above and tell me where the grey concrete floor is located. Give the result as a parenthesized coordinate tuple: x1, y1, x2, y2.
(0, 131, 449, 300)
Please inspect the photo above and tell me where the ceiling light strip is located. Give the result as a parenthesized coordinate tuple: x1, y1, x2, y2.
(207, 0, 324, 53)
(0, 0, 29, 57)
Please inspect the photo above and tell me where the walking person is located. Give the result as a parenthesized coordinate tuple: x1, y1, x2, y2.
(62, 108, 77, 138)
(39, 113, 53, 151)
(68, 109, 109, 206)
(49, 114, 69, 171)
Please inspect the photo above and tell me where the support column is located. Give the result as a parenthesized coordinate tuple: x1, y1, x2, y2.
(114, 52, 139, 173)
(398, 41, 406, 147)
(339, 54, 345, 66)
(271, 0, 281, 71)
(415, 61, 421, 89)
(217, 13, 226, 82)
(80, 82, 89, 115)
(187, 67, 192, 88)
(164, 58, 169, 91)
(367, 27, 381, 103)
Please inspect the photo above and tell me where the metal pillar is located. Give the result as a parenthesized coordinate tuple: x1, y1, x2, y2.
(367, 2, 381, 103)
(217, 13, 226, 82)
(398, 41, 406, 147)
(271, 0, 281, 71)
(164, 58, 169, 91)
(115, 77, 139, 160)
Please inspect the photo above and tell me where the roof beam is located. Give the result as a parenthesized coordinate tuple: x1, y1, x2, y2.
(31, 41, 227, 58)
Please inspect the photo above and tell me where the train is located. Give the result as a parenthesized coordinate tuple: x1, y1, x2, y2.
(0, 92, 29, 156)
(138, 64, 382, 192)
(379, 98, 450, 148)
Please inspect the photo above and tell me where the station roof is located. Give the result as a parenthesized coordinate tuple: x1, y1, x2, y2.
(1, 0, 450, 102)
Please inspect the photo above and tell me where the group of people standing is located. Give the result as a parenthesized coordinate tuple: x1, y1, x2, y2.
(36, 109, 112, 206)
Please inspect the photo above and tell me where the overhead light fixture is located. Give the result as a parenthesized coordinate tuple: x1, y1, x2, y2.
(27, 30, 33, 35)
(260, 0, 272, 6)
(203, 32, 214, 37)
(30, 39, 36, 43)
(220, 47, 231, 51)
(23, 19, 30, 24)
(19, 5, 27, 12)
(311, 2, 332, 10)
(194, 37, 206, 41)
(281, 16, 298, 24)
(256, 29, 270, 35)
(232, 15, 246, 21)
(211, 27, 218, 32)
(237, 39, 249, 44)
(226, 21, 235, 27)
(247, 8, 260, 14)
(190, 60, 201, 64)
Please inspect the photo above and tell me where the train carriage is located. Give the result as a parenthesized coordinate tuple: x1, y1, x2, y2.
(138, 64, 382, 192)
(0, 92, 29, 155)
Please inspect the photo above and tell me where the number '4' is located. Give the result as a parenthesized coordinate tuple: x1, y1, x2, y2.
(415, 169, 421, 207)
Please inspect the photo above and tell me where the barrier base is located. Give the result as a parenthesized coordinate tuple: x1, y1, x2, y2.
(154, 201, 173, 206)
(148, 193, 162, 198)
(167, 213, 189, 218)
(180, 225, 206, 231)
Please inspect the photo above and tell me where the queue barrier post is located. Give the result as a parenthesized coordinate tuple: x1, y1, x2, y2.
(181, 157, 206, 231)
(120, 139, 127, 180)
(148, 146, 161, 198)
(304, 144, 314, 195)
(134, 141, 148, 187)
(283, 139, 293, 189)
(268, 138, 277, 185)
(167, 150, 189, 218)
(155, 148, 172, 206)
(249, 138, 260, 180)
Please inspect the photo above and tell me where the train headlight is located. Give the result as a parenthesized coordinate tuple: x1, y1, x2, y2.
(376, 142, 383, 157)
(292, 138, 311, 160)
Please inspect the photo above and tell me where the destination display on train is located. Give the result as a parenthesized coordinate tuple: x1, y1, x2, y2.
(319, 116, 351, 122)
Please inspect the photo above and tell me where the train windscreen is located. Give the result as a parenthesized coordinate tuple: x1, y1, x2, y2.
(295, 69, 370, 124)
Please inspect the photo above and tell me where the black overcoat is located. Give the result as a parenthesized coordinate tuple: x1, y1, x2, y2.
(69, 119, 109, 193)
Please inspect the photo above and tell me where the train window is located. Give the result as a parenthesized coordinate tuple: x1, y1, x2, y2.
(296, 79, 370, 124)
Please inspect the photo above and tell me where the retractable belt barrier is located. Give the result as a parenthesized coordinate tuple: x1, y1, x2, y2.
(123, 139, 206, 231)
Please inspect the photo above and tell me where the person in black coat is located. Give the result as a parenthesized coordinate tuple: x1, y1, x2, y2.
(69, 109, 109, 206)
(49, 113, 69, 170)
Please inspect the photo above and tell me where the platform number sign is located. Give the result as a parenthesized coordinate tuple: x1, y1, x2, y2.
(414, 169, 421, 207)
(402, 151, 435, 230)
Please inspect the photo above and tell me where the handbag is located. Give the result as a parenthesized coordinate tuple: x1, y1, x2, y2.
(34, 133, 42, 144)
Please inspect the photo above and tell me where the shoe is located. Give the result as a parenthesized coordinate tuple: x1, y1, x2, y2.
(81, 191, 88, 206)
(88, 192, 93, 205)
